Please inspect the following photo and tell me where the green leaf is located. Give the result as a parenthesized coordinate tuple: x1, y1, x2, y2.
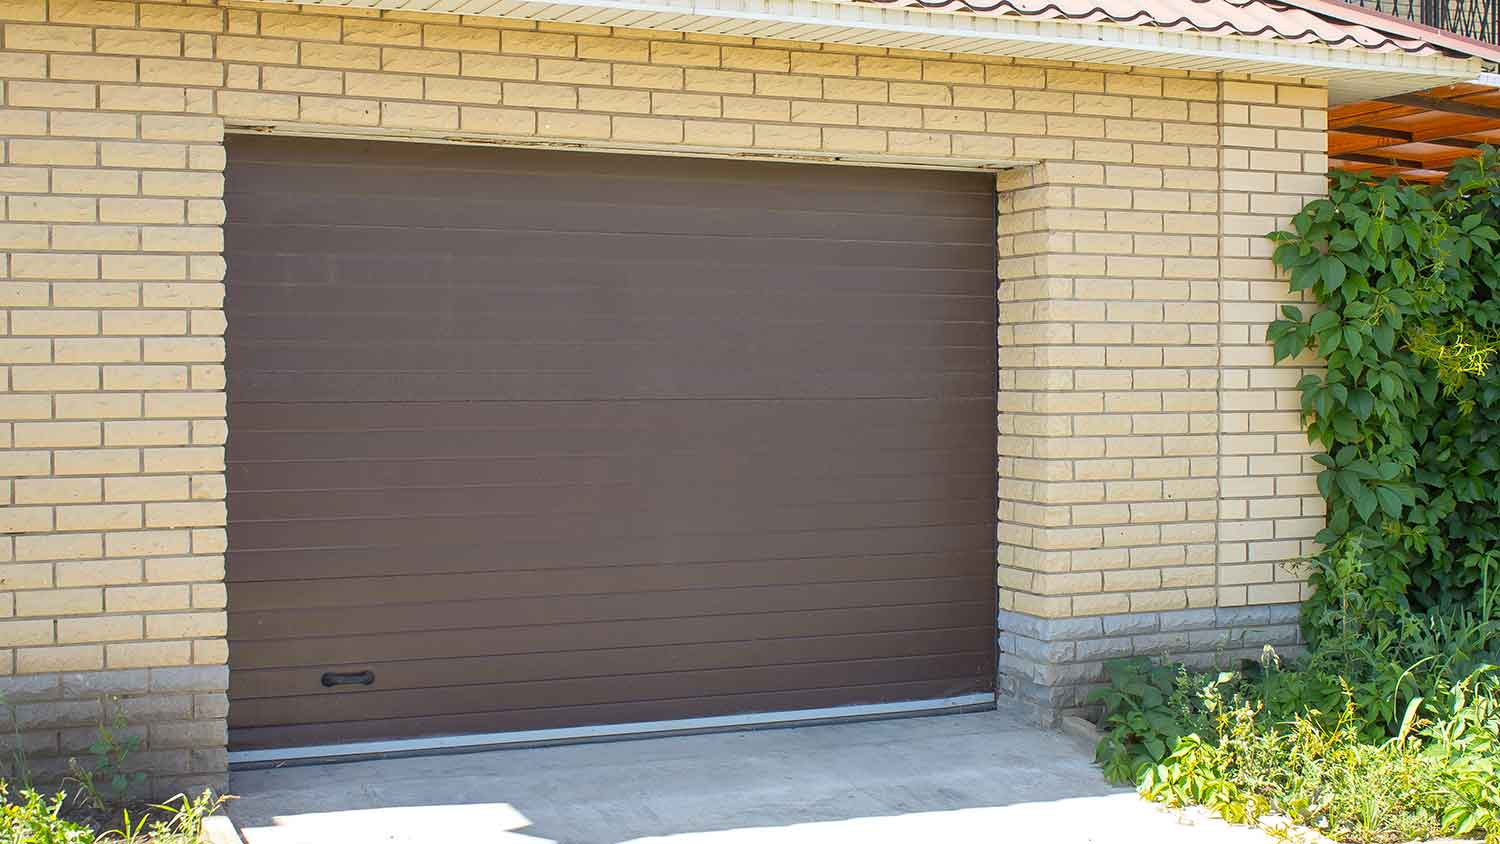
(1333, 412, 1359, 440)
(1280, 305, 1303, 321)
(1376, 485, 1403, 518)
(1348, 389, 1375, 420)
(1310, 310, 1340, 332)
(1344, 326, 1364, 357)
(1337, 468, 1364, 499)
(1319, 255, 1346, 291)
(1143, 736, 1167, 761)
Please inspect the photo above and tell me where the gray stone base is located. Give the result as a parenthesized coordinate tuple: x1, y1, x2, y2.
(997, 604, 1303, 726)
(0, 667, 229, 800)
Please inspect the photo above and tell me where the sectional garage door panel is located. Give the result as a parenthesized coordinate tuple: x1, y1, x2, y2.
(224, 136, 999, 751)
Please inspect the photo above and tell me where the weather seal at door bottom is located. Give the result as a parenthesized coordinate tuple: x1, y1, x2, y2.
(228, 692, 997, 768)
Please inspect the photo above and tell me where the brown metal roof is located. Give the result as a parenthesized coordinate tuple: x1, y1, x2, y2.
(1332, 83, 1500, 181)
(855, 0, 1500, 61)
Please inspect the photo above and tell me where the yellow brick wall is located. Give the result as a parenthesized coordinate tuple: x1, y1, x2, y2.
(1217, 82, 1327, 607)
(0, 0, 1327, 788)
(995, 80, 1325, 620)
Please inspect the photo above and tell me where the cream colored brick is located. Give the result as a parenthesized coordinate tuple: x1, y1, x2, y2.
(57, 500, 144, 530)
(139, 114, 222, 141)
(612, 63, 682, 90)
(52, 448, 140, 476)
(612, 115, 681, 143)
(0, 50, 47, 78)
(682, 119, 752, 147)
(6, 23, 93, 51)
(0, 223, 49, 249)
(106, 583, 190, 612)
(142, 446, 222, 473)
(104, 528, 189, 558)
(577, 87, 649, 114)
(425, 76, 501, 104)
(577, 35, 648, 62)
(143, 501, 223, 529)
(680, 68, 749, 96)
(141, 171, 222, 197)
(48, 115, 136, 145)
(10, 139, 98, 167)
(139, 226, 221, 253)
(0, 506, 52, 534)
(7, 80, 97, 110)
(379, 100, 458, 129)
(259, 65, 341, 94)
(58, 614, 142, 644)
(258, 11, 341, 41)
(651, 91, 719, 117)
(138, 3, 220, 32)
(146, 611, 224, 639)
(0, 619, 55, 647)
(52, 339, 134, 366)
(532, 58, 606, 85)
(17, 644, 103, 672)
(94, 27, 179, 56)
(503, 29, 574, 57)
(50, 53, 138, 82)
(0, 394, 52, 418)
(503, 81, 576, 109)
(0, 166, 49, 193)
(16, 587, 102, 617)
(423, 23, 498, 53)
(299, 42, 380, 70)
(55, 393, 141, 419)
(105, 475, 188, 502)
(12, 364, 99, 392)
(0, 108, 47, 137)
(753, 122, 819, 149)
(457, 105, 535, 135)
(144, 554, 221, 583)
(143, 392, 223, 418)
(106, 639, 190, 668)
(755, 73, 820, 99)
(96, 82, 185, 112)
(296, 96, 376, 126)
(460, 53, 535, 81)
(651, 41, 717, 67)
(217, 89, 298, 119)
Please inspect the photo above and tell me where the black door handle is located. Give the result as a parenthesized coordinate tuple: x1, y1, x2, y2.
(321, 670, 375, 687)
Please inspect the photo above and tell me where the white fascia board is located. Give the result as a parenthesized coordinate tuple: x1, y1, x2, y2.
(282, 0, 1480, 101)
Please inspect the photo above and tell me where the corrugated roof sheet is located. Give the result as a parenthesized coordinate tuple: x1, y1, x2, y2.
(854, 0, 1500, 61)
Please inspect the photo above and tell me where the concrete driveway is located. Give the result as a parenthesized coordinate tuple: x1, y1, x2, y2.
(228, 707, 1274, 844)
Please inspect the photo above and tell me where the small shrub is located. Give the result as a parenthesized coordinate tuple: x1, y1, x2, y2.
(1088, 657, 1222, 784)
(0, 783, 97, 844)
(1094, 655, 1500, 844)
(126, 791, 232, 844)
(67, 710, 147, 812)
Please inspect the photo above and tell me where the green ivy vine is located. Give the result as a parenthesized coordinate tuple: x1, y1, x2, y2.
(1266, 152, 1500, 637)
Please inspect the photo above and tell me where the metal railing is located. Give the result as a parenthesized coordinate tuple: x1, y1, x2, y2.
(1339, 0, 1500, 44)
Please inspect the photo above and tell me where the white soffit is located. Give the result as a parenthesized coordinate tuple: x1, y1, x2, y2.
(272, 0, 1481, 102)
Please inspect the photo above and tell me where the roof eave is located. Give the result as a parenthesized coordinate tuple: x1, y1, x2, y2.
(1277, 0, 1500, 65)
(267, 0, 1480, 101)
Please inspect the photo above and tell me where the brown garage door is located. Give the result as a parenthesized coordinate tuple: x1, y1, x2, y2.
(224, 135, 998, 752)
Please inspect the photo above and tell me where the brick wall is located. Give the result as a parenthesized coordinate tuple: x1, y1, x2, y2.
(0, 0, 1327, 791)
(994, 77, 1327, 716)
